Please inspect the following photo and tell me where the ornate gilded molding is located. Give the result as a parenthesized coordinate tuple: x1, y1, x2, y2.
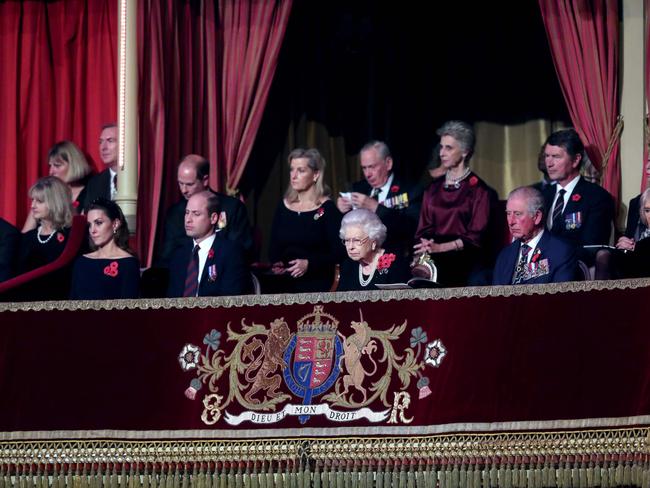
(1, 277, 649, 313)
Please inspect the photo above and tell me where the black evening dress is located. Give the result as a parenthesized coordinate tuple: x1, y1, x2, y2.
(268, 200, 344, 293)
(337, 252, 411, 291)
(70, 255, 140, 299)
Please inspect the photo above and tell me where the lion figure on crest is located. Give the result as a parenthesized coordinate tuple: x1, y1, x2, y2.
(243, 318, 292, 404)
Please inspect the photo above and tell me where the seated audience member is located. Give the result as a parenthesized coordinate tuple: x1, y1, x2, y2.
(597, 187, 650, 279)
(157, 154, 253, 266)
(413, 121, 492, 287)
(83, 123, 119, 209)
(493, 186, 577, 285)
(17, 177, 77, 299)
(167, 191, 248, 297)
(337, 209, 411, 291)
(623, 160, 650, 241)
(269, 148, 344, 293)
(0, 218, 20, 282)
(70, 199, 139, 300)
(22, 140, 93, 232)
(542, 128, 614, 265)
(336, 141, 421, 256)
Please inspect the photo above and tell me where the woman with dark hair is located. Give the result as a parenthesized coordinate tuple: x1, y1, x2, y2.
(413, 121, 492, 287)
(70, 198, 140, 299)
(268, 148, 344, 293)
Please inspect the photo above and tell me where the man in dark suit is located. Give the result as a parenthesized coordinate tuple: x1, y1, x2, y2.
(541, 129, 614, 265)
(0, 218, 20, 282)
(83, 123, 118, 209)
(493, 186, 577, 285)
(167, 191, 248, 297)
(336, 141, 421, 255)
(156, 154, 253, 266)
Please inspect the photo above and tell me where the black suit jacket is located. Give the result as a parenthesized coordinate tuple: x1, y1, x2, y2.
(625, 194, 644, 239)
(82, 168, 112, 210)
(492, 231, 577, 285)
(543, 177, 614, 247)
(167, 234, 248, 297)
(0, 218, 20, 282)
(157, 191, 253, 266)
(351, 175, 422, 255)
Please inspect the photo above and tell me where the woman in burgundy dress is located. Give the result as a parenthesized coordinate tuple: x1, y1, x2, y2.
(413, 121, 491, 287)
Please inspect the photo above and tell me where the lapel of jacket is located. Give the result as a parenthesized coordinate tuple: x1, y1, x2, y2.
(563, 177, 584, 215)
(199, 238, 218, 288)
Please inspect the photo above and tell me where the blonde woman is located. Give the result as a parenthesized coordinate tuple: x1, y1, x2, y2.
(269, 148, 344, 293)
(22, 141, 93, 232)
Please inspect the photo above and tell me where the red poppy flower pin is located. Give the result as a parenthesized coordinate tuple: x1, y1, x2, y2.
(377, 253, 396, 271)
(207, 248, 215, 260)
(531, 249, 542, 263)
(469, 176, 478, 187)
(56, 233, 65, 243)
(72, 201, 80, 209)
(103, 261, 119, 278)
(390, 185, 400, 193)
(313, 207, 325, 221)
(571, 193, 581, 202)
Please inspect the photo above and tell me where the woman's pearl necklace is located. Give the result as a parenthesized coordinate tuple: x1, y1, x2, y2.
(358, 253, 379, 287)
(36, 225, 56, 244)
(444, 166, 471, 189)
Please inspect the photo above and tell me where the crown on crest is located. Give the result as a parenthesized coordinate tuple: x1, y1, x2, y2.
(297, 305, 339, 333)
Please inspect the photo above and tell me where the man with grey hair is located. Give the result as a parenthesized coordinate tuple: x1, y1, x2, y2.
(492, 186, 576, 285)
(336, 140, 421, 255)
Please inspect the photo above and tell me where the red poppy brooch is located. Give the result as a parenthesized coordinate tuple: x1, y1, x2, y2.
(390, 185, 400, 193)
(57, 233, 65, 243)
(207, 248, 215, 260)
(72, 201, 80, 209)
(531, 248, 542, 264)
(104, 261, 119, 278)
(313, 207, 325, 221)
(377, 253, 396, 274)
(572, 193, 581, 202)
(469, 176, 478, 187)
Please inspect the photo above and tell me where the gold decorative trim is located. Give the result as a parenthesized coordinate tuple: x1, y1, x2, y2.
(0, 428, 647, 465)
(1, 278, 649, 313)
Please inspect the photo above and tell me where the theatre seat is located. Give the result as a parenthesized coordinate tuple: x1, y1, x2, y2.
(0, 215, 86, 301)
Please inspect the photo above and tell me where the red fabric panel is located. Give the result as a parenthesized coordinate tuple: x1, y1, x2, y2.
(0, 287, 648, 433)
(0, 0, 117, 225)
(538, 0, 620, 207)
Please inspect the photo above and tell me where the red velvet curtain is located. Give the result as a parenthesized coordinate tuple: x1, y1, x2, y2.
(137, 0, 292, 265)
(538, 0, 620, 205)
(0, 0, 117, 225)
(215, 0, 293, 193)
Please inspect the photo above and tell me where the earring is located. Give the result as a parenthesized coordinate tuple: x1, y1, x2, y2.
(113, 228, 117, 235)
(371, 242, 376, 251)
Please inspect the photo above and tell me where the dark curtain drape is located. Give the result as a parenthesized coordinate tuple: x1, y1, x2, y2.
(0, 0, 118, 225)
(538, 0, 621, 205)
(138, 0, 292, 265)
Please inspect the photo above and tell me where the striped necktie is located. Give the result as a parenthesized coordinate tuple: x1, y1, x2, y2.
(512, 243, 531, 284)
(551, 189, 566, 229)
(183, 245, 200, 297)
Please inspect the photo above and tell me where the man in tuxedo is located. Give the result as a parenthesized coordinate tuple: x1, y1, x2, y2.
(336, 141, 421, 255)
(493, 186, 576, 285)
(542, 129, 614, 265)
(0, 218, 20, 282)
(167, 191, 248, 297)
(157, 154, 253, 266)
(83, 123, 118, 209)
